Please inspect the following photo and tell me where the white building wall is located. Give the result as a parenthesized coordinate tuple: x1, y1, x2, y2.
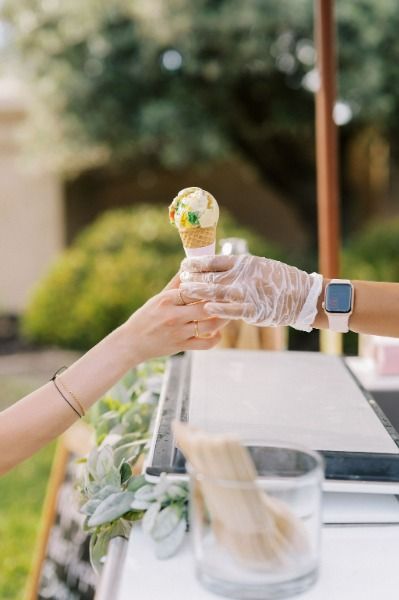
(0, 78, 64, 313)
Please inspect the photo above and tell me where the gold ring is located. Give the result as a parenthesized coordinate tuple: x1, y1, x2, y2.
(177, 288, 187, 305)
(194, 320, 199, 338)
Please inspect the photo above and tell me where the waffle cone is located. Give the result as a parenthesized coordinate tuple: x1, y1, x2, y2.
(179, 226, 216, 249)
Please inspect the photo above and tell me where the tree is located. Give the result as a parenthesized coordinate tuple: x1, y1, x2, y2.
(3, 0, 399, 234)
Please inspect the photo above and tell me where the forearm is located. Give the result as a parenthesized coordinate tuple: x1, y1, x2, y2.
(180, 256, 399, 338)
(0, 282, 224, 475)
(313, 279, 399, 337)
(0, 323, 139, 475)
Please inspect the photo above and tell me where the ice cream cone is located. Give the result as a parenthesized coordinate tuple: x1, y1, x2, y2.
(169, 187, 219, 257)
(179, 225, 216, 256)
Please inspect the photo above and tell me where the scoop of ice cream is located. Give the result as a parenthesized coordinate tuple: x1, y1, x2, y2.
(169, 187, 219, 230)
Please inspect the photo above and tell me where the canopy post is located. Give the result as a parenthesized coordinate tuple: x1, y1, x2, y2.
(314, 0, 342, 354)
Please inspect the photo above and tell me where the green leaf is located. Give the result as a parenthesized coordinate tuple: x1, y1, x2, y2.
(134, 484, 157, 501)
(80, 483, 122, 516)
(88, 491, 136, 527)
(87, 447, 99, 479)
(120, 462, 132, 484)
(121, 404, 149, 432)
(142, 501, 161, 535)
(80, 497, 102, 517)
(96, 446, 115, 480)
(151, 506, 182, 542)
(95, 411, 122, 440)
(130, 499, 152, 511)
(113, 441, 145, 469)
(126, 474, 147, 493)
(89, 519, 132, 572)
(85, 479, 103, 497)
(154, 518, 187, 560)
(151, 474, 172, 500)
(123, 510, 145, 522)
(109, 518, 132, 539)
(90, 529, 112, 574)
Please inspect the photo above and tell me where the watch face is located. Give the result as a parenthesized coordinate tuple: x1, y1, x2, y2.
(325, 283, 353, 314)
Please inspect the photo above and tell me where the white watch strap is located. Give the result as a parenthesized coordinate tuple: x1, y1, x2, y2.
(325, 279, 353, 333)
(327, 312, 350, 333)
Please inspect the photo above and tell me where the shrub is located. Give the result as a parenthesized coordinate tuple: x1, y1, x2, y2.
(23, 204, 284, 350)
(342, 217, 399, 282)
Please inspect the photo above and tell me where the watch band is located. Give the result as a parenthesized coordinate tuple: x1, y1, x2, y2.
(327, 312, 350, 333)
(324, 279, 354, 334)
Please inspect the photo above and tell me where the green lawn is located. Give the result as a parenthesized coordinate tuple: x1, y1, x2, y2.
(0, 374, 55, 600)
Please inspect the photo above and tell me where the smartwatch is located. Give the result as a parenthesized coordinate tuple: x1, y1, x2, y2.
(322, 279, 354, 333)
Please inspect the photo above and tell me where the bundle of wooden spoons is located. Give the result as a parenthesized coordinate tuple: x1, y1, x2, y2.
(173, 421, 308, 569)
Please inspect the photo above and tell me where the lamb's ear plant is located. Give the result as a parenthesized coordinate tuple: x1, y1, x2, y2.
(77, 359, 188, 572)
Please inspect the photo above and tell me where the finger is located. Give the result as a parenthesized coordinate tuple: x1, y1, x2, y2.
(159, 289, 226, 321)
(177, 287, 206, 306)
(175, 287, 203, 306)
(181, 255, 236, 273)
(203, 302, 256, 320)
(180, 300, 226, 322)
(180, 283, 244, 303)
(165, 286, 213, 307)
(184, 317, 227, 339)
(184, 331, 221, 350)
(180, 270, 230, 284)
(161, 288, 204, 309)
(163, 272, 181, 291)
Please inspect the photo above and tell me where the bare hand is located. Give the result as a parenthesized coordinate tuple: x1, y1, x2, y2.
(125, 286, 227, 362)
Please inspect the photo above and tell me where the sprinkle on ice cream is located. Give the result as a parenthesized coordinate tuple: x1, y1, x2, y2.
(169, 187, 219, 230)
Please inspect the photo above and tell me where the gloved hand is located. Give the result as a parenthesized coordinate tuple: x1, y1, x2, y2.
(180, 255, 323, 332)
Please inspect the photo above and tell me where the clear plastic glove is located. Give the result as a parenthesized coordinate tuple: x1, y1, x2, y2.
(180, 255, 323, 332)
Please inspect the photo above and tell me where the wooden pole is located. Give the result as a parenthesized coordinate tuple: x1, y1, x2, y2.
(23, 424, 93, 600)
(314, 0, 342, 354)
(315, 0, 339, 276)
(23, 440, 70, 600)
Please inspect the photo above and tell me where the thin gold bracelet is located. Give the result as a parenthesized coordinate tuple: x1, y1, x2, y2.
(52, 366, 86, 417)
(51, 370, 82, 419)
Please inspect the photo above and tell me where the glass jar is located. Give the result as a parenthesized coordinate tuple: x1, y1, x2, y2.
(189, 443, 323, 599)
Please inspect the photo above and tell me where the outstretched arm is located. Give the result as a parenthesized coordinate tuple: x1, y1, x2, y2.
(180, 255, 399, 338)
(314, 279, 399, 337)
(0, 284, 225, 475)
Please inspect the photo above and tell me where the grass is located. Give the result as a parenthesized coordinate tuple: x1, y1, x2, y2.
(0, 374, 55, 600)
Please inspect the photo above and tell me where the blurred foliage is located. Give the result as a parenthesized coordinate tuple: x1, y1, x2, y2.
(2, 0, 313, 174)
(22, 203, 284, 350)
(342, 217, 399, 282)
(4, 0, 399, 228)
